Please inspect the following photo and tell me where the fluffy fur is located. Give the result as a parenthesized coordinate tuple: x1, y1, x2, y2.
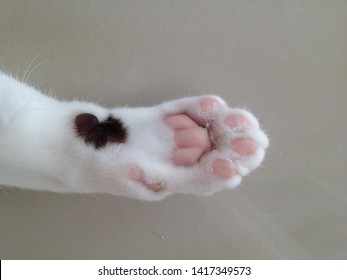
(0, 72, 268, 200)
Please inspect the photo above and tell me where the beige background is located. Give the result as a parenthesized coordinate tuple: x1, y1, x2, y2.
(0, 0, 346, 259)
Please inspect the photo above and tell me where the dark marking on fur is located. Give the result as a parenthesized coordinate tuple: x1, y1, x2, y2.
(74, 113, 127, 149)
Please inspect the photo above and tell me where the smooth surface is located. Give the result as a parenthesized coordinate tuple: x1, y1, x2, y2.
(0, 0, 346, 259)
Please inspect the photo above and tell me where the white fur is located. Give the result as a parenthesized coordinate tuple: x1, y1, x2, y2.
(0, 72, 268, 200)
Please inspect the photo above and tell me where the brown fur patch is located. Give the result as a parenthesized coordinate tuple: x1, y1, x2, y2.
(74, 113, 127, 149)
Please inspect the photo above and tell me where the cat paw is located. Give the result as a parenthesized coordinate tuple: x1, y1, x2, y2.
(126, 95, 269, 199)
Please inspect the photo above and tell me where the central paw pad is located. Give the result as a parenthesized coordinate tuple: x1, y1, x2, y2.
(164, 114, 211, 166)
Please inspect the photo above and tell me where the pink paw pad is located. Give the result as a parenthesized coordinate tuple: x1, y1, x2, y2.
(164, 114, 198, 130)
(212, 159, 236, 180)
(172, 148, 204, 166)
(199, 98, 223, 112)
(225, 114, 251, 129)
(129, 165, 164, 192)
(165, 114, 211, 167)
(175, 127, 211, 149)
(231, 138, 258, 156)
